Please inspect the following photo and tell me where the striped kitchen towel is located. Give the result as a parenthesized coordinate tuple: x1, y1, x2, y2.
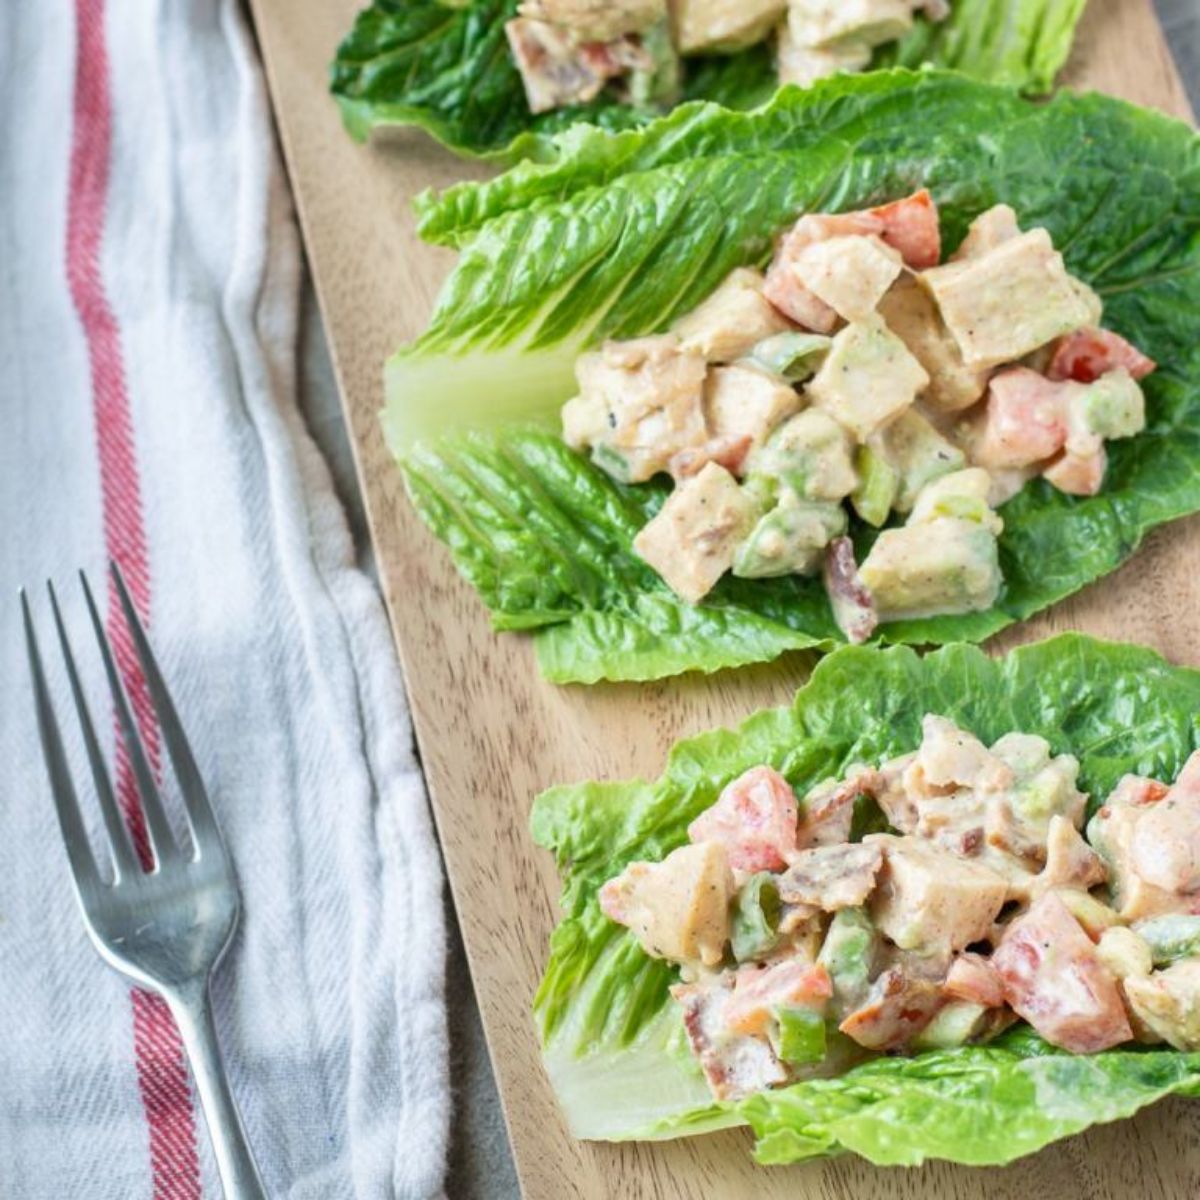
(0, 1, 449, 1197)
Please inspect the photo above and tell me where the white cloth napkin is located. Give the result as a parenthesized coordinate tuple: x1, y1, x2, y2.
(0, 2, 449, 1197)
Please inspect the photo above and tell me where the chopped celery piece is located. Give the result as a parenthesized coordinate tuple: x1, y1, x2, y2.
(851, 444, 899, 527)
(731, 872, 782, 962)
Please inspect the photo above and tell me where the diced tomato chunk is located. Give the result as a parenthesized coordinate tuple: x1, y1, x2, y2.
(725, 961, 832, 1036)
(944, 952, 1005, 1008)
(974, 367, 1070, 469)
(870, 189, 942, 270)
(992, 891, 1132, 1053)
(1048, 328, 1156, 384)
(688, 765, 799, 872)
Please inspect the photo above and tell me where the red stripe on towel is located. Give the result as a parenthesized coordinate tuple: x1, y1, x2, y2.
(66, 1, 204, 1195)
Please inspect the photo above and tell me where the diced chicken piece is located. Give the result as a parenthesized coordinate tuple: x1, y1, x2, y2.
(1130, 752, 1200, 895)
(506, 18, 646, 113)
(750, 408, 857, 501)
(950, 204, 1020, 262)
(775, 21, 869, 86)
(823, 536, 878, 644)
(838, 965, 944, 1051)
(1089, 756, 1200, 922)
(669, 435, 753, 480)
(971, 367, 1071, 470)
(1096, 926, 1153, 980)
(867, 834, 1008, 955)
(789, 235, 904, 323)
(869, 190, 942, 271)
(869, 752, 919, 832)
(808, 313, 930, 440)
(921, 230, 1095, 369)
(1027, 816, 1106, 897)
(704, 364, 802, 455)
(1048, 327, 1157, 384)
(993, 891, 1133, 1053)
(877, 274, 989, 413)
(1044, 446, 1106, 496)
(778, 842, 884, 911)
(787, 0, 913, 50)
(858, 517, 1001, 621)
(871, 407, 965, 512)
(907, 468, 1002, 535)
(725, 960, 832, 1036)
(671, 0, 787, 53)
(672, 268, 795, 363)
(914, 715, 1013, 792)
(1124, 960, 1200, 1050)
(688, 765, 799, 872)
(764, 211, 884, 332)
(633, 463, 757, 603)
(986, 759, 1087, 865)
(563, 336, 706, 482)
(599, 841, 734, 965)
(1109, 774, 1171, 808)
(944, 952, 1005, 1008)
(798, 767, 885, 847)
(519, 0, 665, 40)
(672, 978, 788, 1099)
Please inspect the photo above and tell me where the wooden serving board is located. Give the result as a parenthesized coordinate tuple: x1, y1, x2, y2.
(247, 3, 1197, 1196)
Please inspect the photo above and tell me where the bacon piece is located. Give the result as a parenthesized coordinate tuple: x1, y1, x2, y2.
(823, 537, 877, 644)
(839, 966, 944, 1051)
(778, 842, 884, 912)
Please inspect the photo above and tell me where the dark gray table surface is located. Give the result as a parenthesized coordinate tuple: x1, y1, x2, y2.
(293, 5, 1199, 1195)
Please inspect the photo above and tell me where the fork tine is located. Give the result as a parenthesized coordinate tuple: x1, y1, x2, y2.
(79, 569, 179, 867)
(47, 581, 140, 881)
(110, 562, 223, 861)
(22, 590, 101, 895)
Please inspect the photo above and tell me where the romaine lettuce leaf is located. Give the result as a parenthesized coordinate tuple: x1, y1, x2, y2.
(331, 0, 1086, 160)
(530, 634, 1200, 1163)
(391, 73, 1200, 682)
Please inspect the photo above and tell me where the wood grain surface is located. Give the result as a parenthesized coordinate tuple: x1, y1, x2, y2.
(246, 3, 1198, 1196)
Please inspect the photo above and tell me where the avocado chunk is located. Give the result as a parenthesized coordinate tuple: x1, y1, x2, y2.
(908, 468, 1003, 535)
(850, 444, 899, 527)
(859, 516, 1002, 620)
(733, 490, 847, 579)
(730, 872, 783, 962)
(1134, 915, 1200, 967)
(748, 407, 857, 501)
(818, 906, 878, 1017)
(1075, 369, 1146, 440)
(808, 313, 930, 440)
(873, 407, 966, 513)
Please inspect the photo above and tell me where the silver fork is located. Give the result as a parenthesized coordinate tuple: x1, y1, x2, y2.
(22, 565, 267, 1200)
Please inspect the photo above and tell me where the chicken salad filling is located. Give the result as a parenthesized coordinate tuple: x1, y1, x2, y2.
(506, 0, 950, 115)
(598, 715, 1200, 1101)
(562, 191, 1155, 640)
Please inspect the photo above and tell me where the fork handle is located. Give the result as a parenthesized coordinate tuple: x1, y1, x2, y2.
(167, 978, 268, 1200)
